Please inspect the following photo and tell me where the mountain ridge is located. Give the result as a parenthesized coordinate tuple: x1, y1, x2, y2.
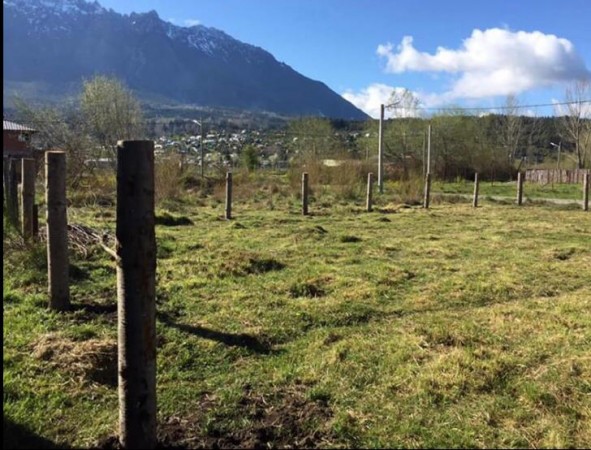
(3, 0, 369, 119)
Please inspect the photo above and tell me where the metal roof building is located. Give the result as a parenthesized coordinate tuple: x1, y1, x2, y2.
(3, 120, 36, 132)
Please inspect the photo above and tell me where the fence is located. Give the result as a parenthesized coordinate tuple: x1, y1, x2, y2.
(525, 169, 589, 185)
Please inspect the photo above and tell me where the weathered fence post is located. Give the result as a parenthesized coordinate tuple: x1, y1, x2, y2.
(33, 204, 39, 238)
(516, 172, 524, 206)
(584, 173, 589, 212)
(423, 173, 432, 209)
(366, 172, 374, 212)
(4, 158, 18, 227)
(302, 172, 309, 215)
(225, 171, 232, 220)
(472, 173, 479, 208)
(21, 158, 36, 239)
(45, 151, 70, 311)
(116, 140, 157, 450)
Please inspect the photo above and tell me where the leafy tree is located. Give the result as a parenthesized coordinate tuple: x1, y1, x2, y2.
(241, 144, 259, 171)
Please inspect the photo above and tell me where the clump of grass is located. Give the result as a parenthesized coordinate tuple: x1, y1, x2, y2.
(217, 252, 286, 277)
(289, 280, 327, 298)
(155, 212, 194, 226)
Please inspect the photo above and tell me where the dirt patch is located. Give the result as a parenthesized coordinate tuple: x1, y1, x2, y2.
(97, 384, 336, 449)
(31, 333, 117, 386)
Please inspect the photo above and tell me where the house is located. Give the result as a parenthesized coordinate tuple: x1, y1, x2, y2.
(3, 120, 36, 159)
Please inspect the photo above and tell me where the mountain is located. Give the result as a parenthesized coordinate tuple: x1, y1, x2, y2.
(3, 0, 369, 120)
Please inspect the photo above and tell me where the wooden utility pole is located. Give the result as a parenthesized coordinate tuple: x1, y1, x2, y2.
(225, 172, 232, 220)
(516, 172, 524, 206)
(427, 124, 432, 175)
(423, 173, 432, 209)
(378, 104, 384, 194)
(423, 125, 432, 209)
(302, 172, 309, 215)
(473, 173, 480, 208)
(116, 140, 157, 450)
(200, 118, 205, 180)
(45, 151, 70, 311)
(366, 173, 374, 212)
(21, 158, 35, 240)
(583, 172, 589, 212)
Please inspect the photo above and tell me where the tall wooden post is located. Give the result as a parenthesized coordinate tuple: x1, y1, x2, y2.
(45, 151, 70, 311)
(472, 173, 480, 208)
(33, 204, 39, 238)
(21, 158, 35, 239)
(4, 158, 18, 227)
(225, 172, 232, 220)
(516, 172, 524, 206)
(423, 173, 432, 209)
(427, 124, 432, 175)
(302, 172, 309, 215)
(116, 140, 157, 450)
(583, 172, 589, 212)
(378, 104, 384, 194)
(366, 173, 374, 212)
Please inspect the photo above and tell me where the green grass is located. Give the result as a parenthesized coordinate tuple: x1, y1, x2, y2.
(3, 177, 591, 449)
(433, 179, 585, 200)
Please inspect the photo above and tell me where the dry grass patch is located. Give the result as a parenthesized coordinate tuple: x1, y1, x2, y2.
(32, 333, 117, 386)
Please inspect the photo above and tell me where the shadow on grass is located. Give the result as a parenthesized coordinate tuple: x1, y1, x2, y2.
(157, 311, 277, 355)
(3, 418, 67, 449)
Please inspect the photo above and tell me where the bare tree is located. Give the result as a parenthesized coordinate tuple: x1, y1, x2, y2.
(500, 94, 524, 166)
(557, 80, 591, 169)
(12, 97, 95, 188)
(81, 76, 145, 166)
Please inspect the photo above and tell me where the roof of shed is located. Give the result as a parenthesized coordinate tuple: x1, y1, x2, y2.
(3, 120, 36, 132)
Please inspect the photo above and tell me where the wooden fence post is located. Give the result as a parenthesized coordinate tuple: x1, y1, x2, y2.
(33, 204, 39, 238)
(116, 140, 157, 450)
(366, 173, 374, 212)
(21, 158, 36, 239)
(423, 173, 431, 209)
(302, 172, 309, 215)
(45, 151, 70, 311)
(4, 158, 18, 227)
(516, 172, 524, 206)
(473, 173, 479, 208)
(584, 173, 589, 212)
(225, 172, 232, 220)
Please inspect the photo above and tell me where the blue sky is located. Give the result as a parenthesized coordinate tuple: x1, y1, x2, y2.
(98, 0, 591, 117)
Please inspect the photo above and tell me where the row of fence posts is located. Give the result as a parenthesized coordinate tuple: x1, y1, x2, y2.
(3, 144, 156, 448)
(3, 157, 40, 239)
(219, 169, 589, 217)
(3, 142, 590, 449)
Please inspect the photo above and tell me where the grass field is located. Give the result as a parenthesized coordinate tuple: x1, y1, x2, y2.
(3, 175, 591, 448)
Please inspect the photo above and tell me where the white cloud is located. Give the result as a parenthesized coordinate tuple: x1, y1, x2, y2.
(377, 28, 590, 99)
(184, 19, 201, 27)
(342, 83, 425, 119)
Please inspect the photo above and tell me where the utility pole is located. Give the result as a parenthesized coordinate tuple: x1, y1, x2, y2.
(192, 119, 204, 180)
(551, 141, 561, 184)
(378, 104, 384, 194)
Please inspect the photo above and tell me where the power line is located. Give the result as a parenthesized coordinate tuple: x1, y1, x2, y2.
(387, 99, 591, 112)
